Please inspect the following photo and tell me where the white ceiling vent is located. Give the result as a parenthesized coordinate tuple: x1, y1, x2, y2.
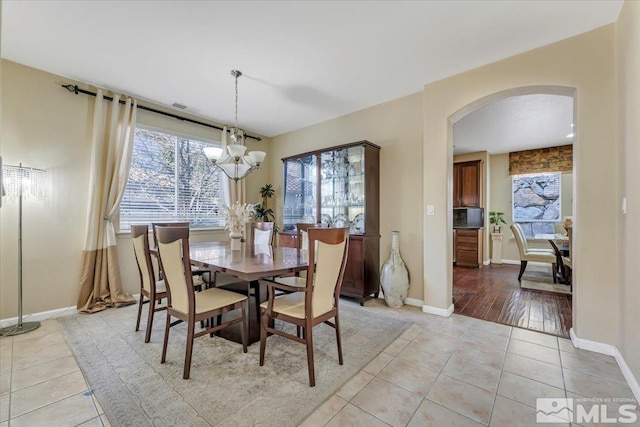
(172, 102, 187, 110)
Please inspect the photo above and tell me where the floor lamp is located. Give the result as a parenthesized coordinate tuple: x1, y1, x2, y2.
(0, 163, 47, 336)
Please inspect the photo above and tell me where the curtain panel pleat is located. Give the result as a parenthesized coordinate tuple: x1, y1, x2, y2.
(509, 144, 573, 175)
(77, 89, 137, 313)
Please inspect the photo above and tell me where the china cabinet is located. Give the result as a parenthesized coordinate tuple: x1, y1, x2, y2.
(280, 141, 380, 305)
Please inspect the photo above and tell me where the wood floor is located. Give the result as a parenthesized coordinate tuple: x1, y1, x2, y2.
(453, 264, 572, 338)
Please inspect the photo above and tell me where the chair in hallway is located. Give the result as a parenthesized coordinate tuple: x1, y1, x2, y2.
(510, 223, 557, 283)
(155, 225, 248, 379)
(259, 227, 349, 387)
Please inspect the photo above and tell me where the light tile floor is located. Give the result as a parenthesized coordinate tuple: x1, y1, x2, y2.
(0, 301, 637, 427)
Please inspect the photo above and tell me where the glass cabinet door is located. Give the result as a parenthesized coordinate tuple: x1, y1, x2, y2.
(320, 146, 365, 234)
(282, 154, 317, 231)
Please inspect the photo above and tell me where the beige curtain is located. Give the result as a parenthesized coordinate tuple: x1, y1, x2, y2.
(77, 90, 137, 313)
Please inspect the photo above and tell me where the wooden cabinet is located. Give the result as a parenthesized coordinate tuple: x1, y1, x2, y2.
(281, 141, 381, 305)
(453, 160, 480, 207)
(455, 228, 483, 268)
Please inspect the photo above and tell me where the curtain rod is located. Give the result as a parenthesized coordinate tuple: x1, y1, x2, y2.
(61, 84, 262, 142)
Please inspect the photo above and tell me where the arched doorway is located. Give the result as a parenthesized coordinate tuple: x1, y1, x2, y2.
(448, 86, 576, 336)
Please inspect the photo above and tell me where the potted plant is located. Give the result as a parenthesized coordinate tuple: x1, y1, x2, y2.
(254, 184, 279, 243)
(489, 211, 507, 233)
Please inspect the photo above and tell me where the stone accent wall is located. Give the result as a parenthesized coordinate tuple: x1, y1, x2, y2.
(509, 144, 573, 175)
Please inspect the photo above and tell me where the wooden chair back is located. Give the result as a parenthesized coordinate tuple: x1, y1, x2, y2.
(250, 222, 274, 245)
(306, 227, 350, 316)
(296, 222, 327, 249)
(155, 225, 195, 316)
(151, 222, 190, 249)
(131, 224, 156, 295)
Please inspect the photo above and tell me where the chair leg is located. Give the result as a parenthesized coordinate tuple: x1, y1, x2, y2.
(145, 297, 155, 343)
(552, 263, 557, 283)
(183, 321, 195, 380)
(305, 319, 315, 387)
(252, 282, 261, 326)
(135, 294, 144, 332)
(240, 304, 248, 353)
(297, 326, 302, 338)
(259, 309, 267, 366)
(161, 312, 171, 364)
(334, 313, 343, 365)
(518, 260, 528, 281)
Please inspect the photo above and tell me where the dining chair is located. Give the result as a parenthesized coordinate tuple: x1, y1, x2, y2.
(155, 225, 248, 379)
(562, 226, 573, 288)
(152, 222, 210, 286)
(251, 221, 275, 246)
(259, 227, 349, 387)
(273, 222, 327, 288)
(131, 224, 167, 343)
(510, 223, 557, 283)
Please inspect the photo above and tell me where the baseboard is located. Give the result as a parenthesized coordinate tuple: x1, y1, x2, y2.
(422, 303, 454, 317)
(570, 328, 640, 402)
(569, 328, 615, 356)
(613, 347, 640, 403)
(405, 297, 423, 308)
(375, 293, 424, 309)
(0, 305, 79, 328)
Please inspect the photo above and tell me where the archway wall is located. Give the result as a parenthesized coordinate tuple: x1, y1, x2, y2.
(422, 24, 619, 344)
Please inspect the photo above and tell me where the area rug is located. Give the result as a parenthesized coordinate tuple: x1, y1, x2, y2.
(521, 270, 572, 295)
(57, 300, 409, 427)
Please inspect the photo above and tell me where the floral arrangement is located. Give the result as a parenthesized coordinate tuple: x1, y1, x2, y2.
(222, 201, 255, 232)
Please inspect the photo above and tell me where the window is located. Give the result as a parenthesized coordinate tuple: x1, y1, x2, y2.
(512, 172, 561, 237)
(119, 126, 224, 231)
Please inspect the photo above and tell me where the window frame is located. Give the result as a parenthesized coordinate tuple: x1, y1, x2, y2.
(512, 171, 562, 237)
(117, 123, 225, 233)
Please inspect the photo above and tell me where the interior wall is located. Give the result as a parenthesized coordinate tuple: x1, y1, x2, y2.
(269, 92, 424, 302)
(423, 25, 619, 345)
(0, 60, 270, 318)
(489, 153, 573, 261)
(615, 0, 640, 384)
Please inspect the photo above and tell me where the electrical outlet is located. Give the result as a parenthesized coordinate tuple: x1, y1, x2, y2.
(427, 205, 435, 216)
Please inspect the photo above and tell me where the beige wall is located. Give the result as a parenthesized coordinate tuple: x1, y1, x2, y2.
(269, 93, 424, 302)
(0, 60, 270, 318)
(489, 153, 573, 261)
(615, 0, 640, 383)
(423, 25, 619, 344)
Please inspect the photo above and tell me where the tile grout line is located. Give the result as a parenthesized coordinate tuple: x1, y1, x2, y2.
(8, 390, 91, 423)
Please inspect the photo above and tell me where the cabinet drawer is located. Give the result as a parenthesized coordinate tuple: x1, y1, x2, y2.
(456, 229, 478, 237)
(456, 249, 478, 262)
(457, 241, 477, 251)
(456, 235, 478, 244)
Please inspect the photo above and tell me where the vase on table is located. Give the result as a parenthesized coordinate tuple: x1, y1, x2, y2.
(380, 231, 410, 308)
(229, 230, 242, 250)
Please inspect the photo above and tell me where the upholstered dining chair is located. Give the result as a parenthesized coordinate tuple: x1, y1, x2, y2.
(155, 225, 248, 379)
(510, 223, 557, 283)
(562, 225, 573, 287)
(152, 222, 210, 286)
(131, 224, 167, 343)
(259, 227, 349, 387)
(250, 221, 275, 246)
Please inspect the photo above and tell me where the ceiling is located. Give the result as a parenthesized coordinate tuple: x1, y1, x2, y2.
(1, 1, 622, 138)
(453, 94, 574, 155)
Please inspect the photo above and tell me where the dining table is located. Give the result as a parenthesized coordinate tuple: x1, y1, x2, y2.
(156, 241, 309, 345)
(533, 233, 570, 284)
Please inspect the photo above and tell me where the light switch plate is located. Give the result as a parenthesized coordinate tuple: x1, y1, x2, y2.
(427, 204, 435, 215)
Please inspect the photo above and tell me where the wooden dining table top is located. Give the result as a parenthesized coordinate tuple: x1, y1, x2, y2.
(187, 241, 309, 282)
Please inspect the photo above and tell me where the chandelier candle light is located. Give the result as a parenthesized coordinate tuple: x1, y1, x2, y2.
(203, 70, 266, 181)
(1, 163, 48, 336)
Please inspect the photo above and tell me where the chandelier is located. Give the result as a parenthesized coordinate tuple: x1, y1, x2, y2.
(203, 70, 266, 181)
